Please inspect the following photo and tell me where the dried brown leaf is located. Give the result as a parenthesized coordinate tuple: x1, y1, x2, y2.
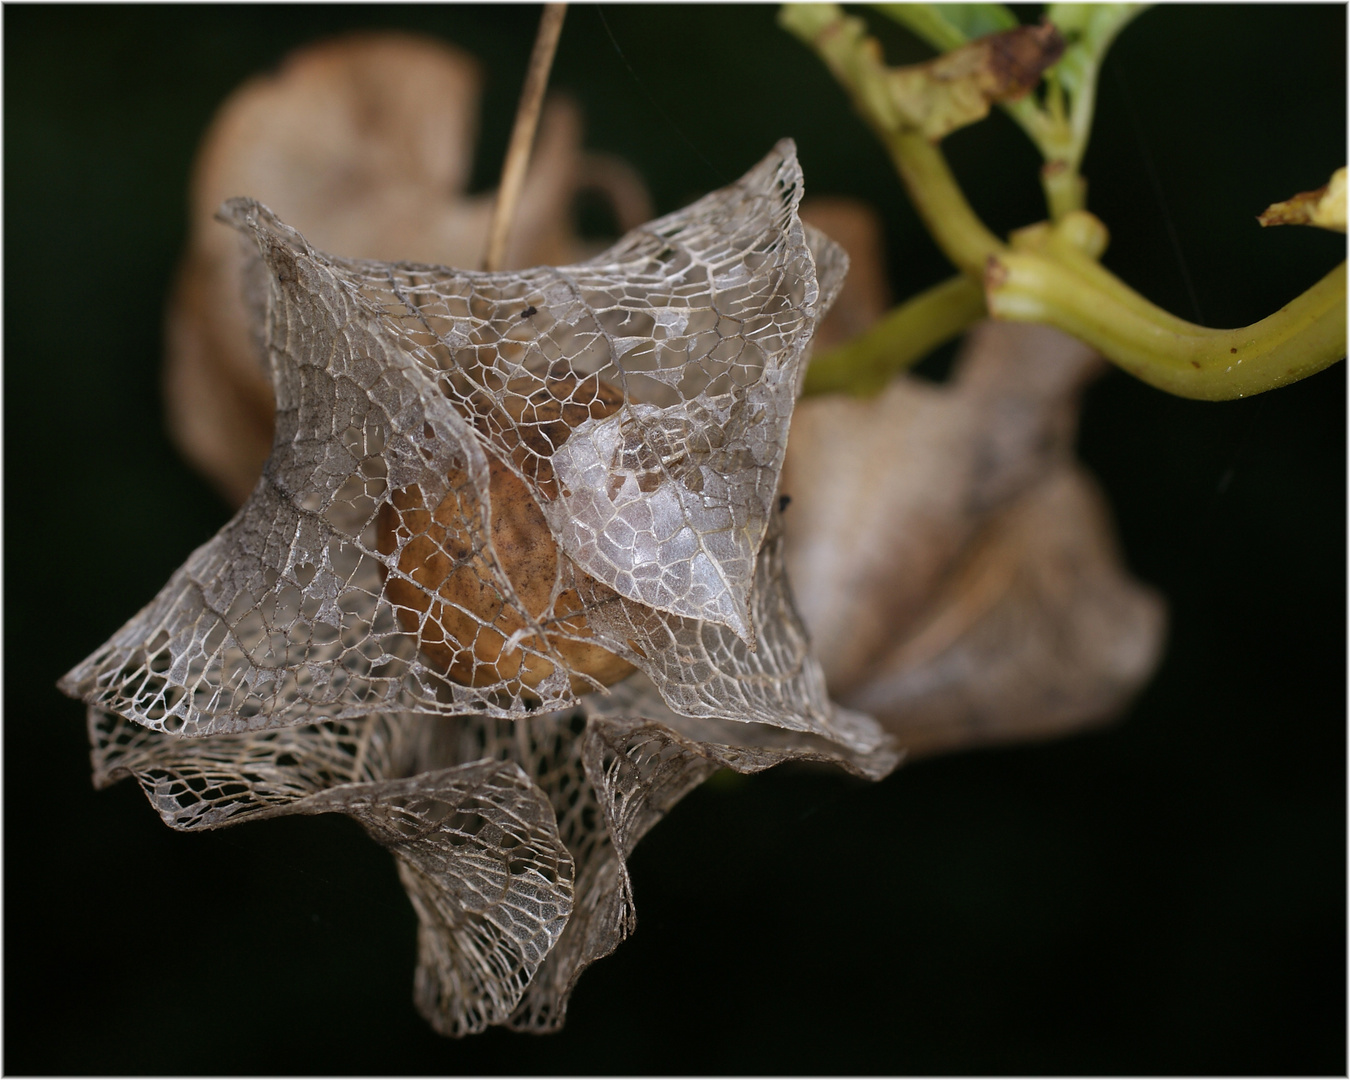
(799, 197, 892, 353)
(784, 320, 1163, 752)
(847, 467, 1166, 756)
(783, 370, 989, 689)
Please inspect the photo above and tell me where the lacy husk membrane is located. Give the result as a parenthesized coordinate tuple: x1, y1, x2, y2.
(61, 141, 901, 1034)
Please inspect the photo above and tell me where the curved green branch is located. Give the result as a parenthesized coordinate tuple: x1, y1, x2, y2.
(886, 132, 1005, 277)
(986, 255, 1347, 400)
(780, 4, 1004, 277)
(781, 2, 1345, 401)
(803, 274, 986, 397)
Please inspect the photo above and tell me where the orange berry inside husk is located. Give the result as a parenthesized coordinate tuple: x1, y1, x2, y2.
(377, 374, 636, 695)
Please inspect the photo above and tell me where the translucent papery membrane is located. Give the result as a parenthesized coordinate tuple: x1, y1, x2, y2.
(89, 694, 898, 1035)
(60, 140, 873, 753)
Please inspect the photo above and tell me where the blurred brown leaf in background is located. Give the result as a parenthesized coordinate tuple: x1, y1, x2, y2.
(790, 199, 1165, 756)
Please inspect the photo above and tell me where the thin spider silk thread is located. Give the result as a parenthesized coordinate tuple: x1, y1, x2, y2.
(1110, 59, 1271, 520)
(594, 6, 728, 189)
(1110, 58, 1206, 326)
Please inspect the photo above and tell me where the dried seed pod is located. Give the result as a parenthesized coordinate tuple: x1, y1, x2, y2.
(62, 143, 868, 745)
(378, 374, 636, 693)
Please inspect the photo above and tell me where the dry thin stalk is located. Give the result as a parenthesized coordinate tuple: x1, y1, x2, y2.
(483, 4, 568, 271)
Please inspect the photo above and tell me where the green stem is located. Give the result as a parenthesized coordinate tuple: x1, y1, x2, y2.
(1041, 162, 1087, 220)
(886, 131, 1005, 276)
(1024, 232, 1197, 334)
(803, 275, 987, 396)
(987, 254, 1347, 400)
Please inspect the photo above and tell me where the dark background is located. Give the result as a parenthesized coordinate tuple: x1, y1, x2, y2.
(5, 5, 1344, 1074)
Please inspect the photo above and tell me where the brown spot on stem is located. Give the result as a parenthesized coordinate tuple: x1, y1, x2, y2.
(984, 255, 1008, 291)
(985, 21, 1065, 101)
(887, 21, 1065, 140)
